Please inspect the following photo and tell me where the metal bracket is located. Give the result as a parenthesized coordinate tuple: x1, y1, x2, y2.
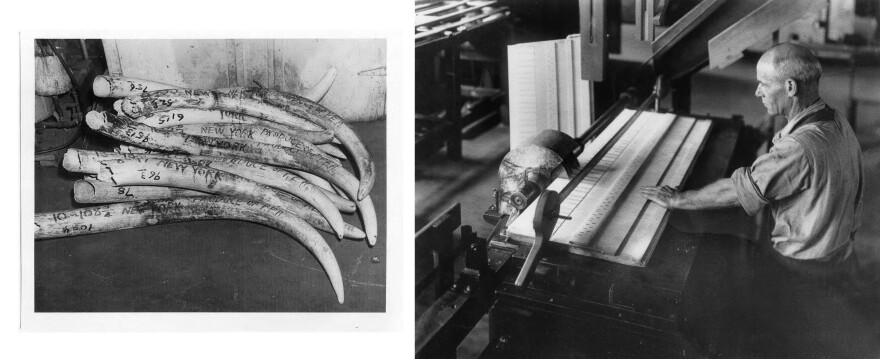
(514, 190, 560, 287)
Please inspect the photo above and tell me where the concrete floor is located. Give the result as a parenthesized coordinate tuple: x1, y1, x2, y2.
(415, 54, 880, 356)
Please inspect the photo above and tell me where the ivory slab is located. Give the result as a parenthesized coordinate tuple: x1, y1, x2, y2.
(507, 111, 712, 267)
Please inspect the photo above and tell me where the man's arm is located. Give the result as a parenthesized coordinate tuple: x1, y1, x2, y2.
(640, 178, 741, 210)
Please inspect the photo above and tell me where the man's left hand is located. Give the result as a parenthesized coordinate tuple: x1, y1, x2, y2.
(640, 185, 681, 209)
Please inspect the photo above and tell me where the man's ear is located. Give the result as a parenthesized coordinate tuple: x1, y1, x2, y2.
(785, 78, 798, 97)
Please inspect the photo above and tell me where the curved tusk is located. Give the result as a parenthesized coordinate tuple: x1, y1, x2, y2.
(87, 111, 361, 208)
(66, 148, 354, 220)
(287, 169, 356, 213)
(93, 75, 181, 98)
(354, 195, 379, 246)
(135, 108, 334, 144)
(251, 89, 374, 200)
(93, 71, 338, 104)
(303, 67, 337, 102)
(118, 88, 374, 200)
(283, 194, 366, 240)
(73, 178, 210, 203)
(315, 143, 346, 159)
(165, 123, 340, 157)
(115, 144, 155, 154)
(34, 197, 344, 304)
(289, 170, 377, 246)
(95, 156, 347, 240)
(291, 169, 335, 192)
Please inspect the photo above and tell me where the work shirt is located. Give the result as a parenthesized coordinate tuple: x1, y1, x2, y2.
(731, 100, 864, 261)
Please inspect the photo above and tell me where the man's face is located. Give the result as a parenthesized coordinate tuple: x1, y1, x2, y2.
(755, 57, 789, 116)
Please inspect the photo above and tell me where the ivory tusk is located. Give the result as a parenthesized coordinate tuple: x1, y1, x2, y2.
(33, 197, 344, 303)
(286, 169, 356, 213)
(292, 169, 335, 192)
(65, 148, 354, 219)
(93, 75, 180, 98)
(315, 143, 346, 159)
(302, 67, 337, 102)
(283, 194, 366, 240)
(118, 88, 374, 200)
(354, 195, 379, 246)
(74, 178, 210, 203)
(288, 170, 377, 246)
(255, 89, 374, 200)
(165, 123, 342, 158)
(115, 144, 155, 154)
(135, 108, 335, 144)
(95, 156, 347, 240)
(95, 66, 337, 102)
(87, 111, 362, 207)
(72, 178, 364, 240)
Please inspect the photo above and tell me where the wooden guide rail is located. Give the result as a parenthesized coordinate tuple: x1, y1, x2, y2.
(507, 109, 712, 266)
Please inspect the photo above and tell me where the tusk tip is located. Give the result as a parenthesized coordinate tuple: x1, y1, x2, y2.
(346, 228, 366, 240)
(367, 235, 376, 247)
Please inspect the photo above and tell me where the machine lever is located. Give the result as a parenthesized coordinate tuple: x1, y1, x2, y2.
(514, 190, 560, 287)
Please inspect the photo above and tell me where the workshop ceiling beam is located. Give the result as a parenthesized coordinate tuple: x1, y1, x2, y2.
(708, 0, 828, 69)
(653, 0, 766, 81)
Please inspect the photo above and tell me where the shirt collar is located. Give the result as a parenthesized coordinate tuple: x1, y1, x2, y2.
(773, 99, 827, 143)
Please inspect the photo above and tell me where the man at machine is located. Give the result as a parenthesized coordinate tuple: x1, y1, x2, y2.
(641, 43, 864, 275)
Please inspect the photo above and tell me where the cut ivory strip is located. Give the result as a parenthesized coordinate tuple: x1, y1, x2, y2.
(33, 197, 345, 304)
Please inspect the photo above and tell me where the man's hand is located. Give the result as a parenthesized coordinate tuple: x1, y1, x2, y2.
(640, 185, 681, 209)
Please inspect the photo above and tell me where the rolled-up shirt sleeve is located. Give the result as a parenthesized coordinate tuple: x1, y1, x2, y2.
(731, 138, 812, 215)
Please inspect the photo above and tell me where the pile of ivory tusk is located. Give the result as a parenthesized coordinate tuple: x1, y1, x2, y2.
(33, 68, 379, 304)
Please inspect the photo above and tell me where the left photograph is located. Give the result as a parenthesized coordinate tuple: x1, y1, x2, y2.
(31, 38, 386, 312)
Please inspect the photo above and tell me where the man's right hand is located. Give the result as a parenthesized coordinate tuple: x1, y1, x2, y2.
(640, 185, 681, 209)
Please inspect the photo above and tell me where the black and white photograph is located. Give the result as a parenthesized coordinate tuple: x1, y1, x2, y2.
(415, 0, 880, 357)
(28, 38, 387, 313)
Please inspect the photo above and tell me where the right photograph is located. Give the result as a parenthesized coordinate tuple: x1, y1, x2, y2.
(415, 1, 880, 358)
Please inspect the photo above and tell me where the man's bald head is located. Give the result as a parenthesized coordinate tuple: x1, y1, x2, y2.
(758, 43, 823, 88)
